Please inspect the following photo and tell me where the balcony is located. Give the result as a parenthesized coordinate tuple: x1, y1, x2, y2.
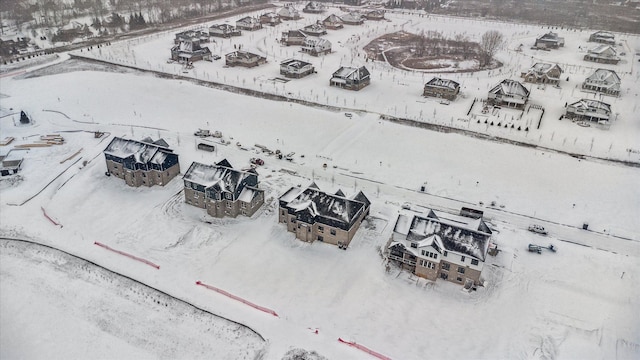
(389, 253, 416, 266)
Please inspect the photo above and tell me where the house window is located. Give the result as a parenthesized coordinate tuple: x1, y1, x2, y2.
(291, 218, 296, 223)
(226, 202, 232, 209)
(461, 256, 466, 262)
(330, 229, 336, 236)
(410, 242, 417, 248)
(241, 202, 246, 209)
(421, 250, 426, 256)
(457, 277, 463, 282)
(443, 251, 448, 257)
(225, 193, 232, 200)
(471, 259, 479, 266)
(428, 262, 435, 269)
(318, 236, 324, 241)
(458, 266, 465, 274)
(281, 210, 286, 216)
(433, 254, 438, 260)
(442, 263, 450, 271)
(318, 226, 324, 232)
(440, 273, 448, 280)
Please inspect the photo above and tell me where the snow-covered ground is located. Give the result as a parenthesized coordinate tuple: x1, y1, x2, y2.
(72, 3, 640, 163)
(1, 5, 640, 360)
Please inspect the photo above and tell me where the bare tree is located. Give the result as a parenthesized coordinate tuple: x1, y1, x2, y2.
(479, 30, 503, 67)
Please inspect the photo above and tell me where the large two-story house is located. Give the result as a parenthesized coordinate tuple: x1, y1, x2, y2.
(388, 209, 493, 287)
(209, 24, 241, 38)
(236, 16, 262, 31)
(330, 66, 370, 90)
(582, 69, 621, 96)
(589, 31, 615, 45)
(280, 58, 315, 78)
(302, 37, 331, 56)
(423, 77, 460, 101)
(534, 32, 564, 49)
(565, 99, 612, 125)
(584, 45, 620, 64)
(520, 62, 563, 85)
(487, 79, 530, 109)
(183, 159, 264, 218)
(171, 40, 212, 62)
(225, 50, 267, 68)
(103, 137, 180, 187)
(279, 183, 370, 249)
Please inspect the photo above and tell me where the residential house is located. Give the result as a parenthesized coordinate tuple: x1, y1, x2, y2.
(323, 14, 344, 30)
(584, 45, 620, 64)
(103, 137, 180, 187)
(183, 159, 264, 218)
(589, 31, 616, 45)
(174, 30, 209, 44)
(301, 23, 327, 37)
(423, 77, 460, 101)
(303, 1, 326, 14)
(280, 58, 315, 78)
(330, 66, 371, 90)
(534, 32, 565, 49)
(281, 30, 307, 46)
(387, 209, 493, 287)
(365, 10, 385, 21)
(171, 40, 212, 62)
(209, 24, 241, 38)
(236, 16, 262, 31)
(340, 12, 364, 25)
(225, 50, 267, 68)
(259, 12, 281, 26)
(487, 79, 530, 109)
(520, 62, 563, 85)
(582, 69, 621, 96)
(565, 99, 612, 125)
(278, 183, 371, 248)
(302, 37, 332, 56)
(0, 149, 25, 176)
(279, 6, 301, 20)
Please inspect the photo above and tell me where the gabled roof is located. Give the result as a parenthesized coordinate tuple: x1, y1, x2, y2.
(537, 32, 562, 41)
(393, 210, 492, 261)
(568, 99, 611, 114)
(237, 16, 259, 24)
(332, 66, 370, 81)
(585, 69, 621, 87)
(588, 45, 617, 56)
(303, 36, 331, 48)
(530, 62, 561, 74)
(104, 137, 173, 165)
(426, 77, 460, 90)
(279, 184, 369, 230)
(183, 160, 257, 194)
(279, 6, 300, 17)
(489, 79, 530, 98)
(324, 14, 343, 23)
(340, 12, 364, 23)
(225, 50, 264, 60)
(591, 30, 614, 39)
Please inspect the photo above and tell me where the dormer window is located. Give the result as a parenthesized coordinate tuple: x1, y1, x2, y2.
(410, 243, 418, 248)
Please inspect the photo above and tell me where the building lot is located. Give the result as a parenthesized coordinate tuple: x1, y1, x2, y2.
(1, 4, 639, 359)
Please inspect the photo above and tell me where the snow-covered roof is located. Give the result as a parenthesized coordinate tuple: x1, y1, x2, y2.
(303, 36, 331, 49)
(238, 186, 263, 203)
(591, 31, 615, 40)
(489, 79, 530, 98)
(103, 137, 174, 165)
(281, 58, 313, 69)
(568, 99, 612, 114)
(588, 45, 616, 56)
(324, 14, 343, 23)
(340, 12, 363, 23)
(393, 210, 492, 261)
(426, 77, 460, 91)
(537, 32, 563, 43)
(332, 66, 369, 81)
(237, 16, 259, 24)
(210, 24, 236, 31)
(183, 160, 256, 195)
(279, 184, 369, 230)
(279, 6, 300, 18)
(584, 69, 621, 89)
(225, 50, 264, 60)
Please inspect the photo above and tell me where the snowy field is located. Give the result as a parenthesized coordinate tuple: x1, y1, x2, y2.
(1, 4, 640, 360)
(71, 2, 640, 163)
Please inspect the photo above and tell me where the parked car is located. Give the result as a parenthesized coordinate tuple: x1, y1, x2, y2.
(250, 157, 264, 166)
(212, 55, 221, 60)
(528, 244, 542, 254)
(528, 224, 548, 235)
